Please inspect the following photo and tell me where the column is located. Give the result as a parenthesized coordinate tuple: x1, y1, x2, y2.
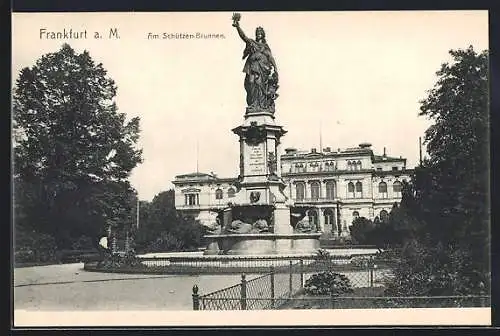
(317, 207, 324, 232)
(331, 208, 338, 237)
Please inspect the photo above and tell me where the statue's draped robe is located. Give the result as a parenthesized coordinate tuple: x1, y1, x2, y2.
(242, 40, 275, 110)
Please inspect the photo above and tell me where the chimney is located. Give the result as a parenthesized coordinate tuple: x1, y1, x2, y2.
(383, 147, 386, 157)
(324, 147, 331, 152)
(311, 148, 316, 153)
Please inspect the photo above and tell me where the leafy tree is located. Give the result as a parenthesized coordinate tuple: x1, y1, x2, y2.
(13, 43, 142, 249)
(134, 190, 207, 252)
(386, 46, 489, 295)
(349, 217, 374, 245)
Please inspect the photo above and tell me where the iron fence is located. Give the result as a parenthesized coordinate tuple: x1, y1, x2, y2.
(191, 256, 490, 310)
(280, 295, 491, 309)
(193, 261, 305, 310)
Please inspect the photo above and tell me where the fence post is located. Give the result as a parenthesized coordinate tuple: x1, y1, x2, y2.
(270, 266, 275, 308)
(300, 259, 304, 288)
(240, 273, 247, 310)
(369, 256, 374, 287)
(192, 285, 200, 310)
(289, 260, 293, 297)
(330, 294, 336, 309)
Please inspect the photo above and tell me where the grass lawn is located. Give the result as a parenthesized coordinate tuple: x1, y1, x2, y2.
(279, 286, 386, 309)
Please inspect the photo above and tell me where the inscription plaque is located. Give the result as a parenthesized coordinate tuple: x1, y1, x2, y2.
(247, 144, 266, 175)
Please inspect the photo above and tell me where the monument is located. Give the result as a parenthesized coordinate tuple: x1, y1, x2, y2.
(203, 13, 321, 255)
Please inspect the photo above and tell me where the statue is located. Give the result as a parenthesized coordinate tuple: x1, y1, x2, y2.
(205, 218, 222, 234)
(295, 217, 316, 233)
(232, 13, 279, 113)
(224, 218, 271, 234)
(268, 152, 278, 178)
(252, 219, 270, 233)
(225, 219, 253, 234)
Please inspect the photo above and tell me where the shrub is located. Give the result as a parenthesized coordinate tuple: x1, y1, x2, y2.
(15, 230, 58, 263)
(304, 271, 354, 296)
(71, 235, 95, 250)
(97, 249, 144, 269)
(145, 231, 184, 252)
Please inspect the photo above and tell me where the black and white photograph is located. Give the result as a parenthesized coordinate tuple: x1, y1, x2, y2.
(11, 11, 490, 326)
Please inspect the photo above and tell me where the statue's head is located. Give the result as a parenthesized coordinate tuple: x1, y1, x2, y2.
(255, 27, 266, 42)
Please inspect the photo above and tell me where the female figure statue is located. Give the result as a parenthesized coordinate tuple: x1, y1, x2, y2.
(232, 13, 279, 113)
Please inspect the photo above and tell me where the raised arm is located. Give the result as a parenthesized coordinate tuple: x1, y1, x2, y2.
(233, 23, 250, 43)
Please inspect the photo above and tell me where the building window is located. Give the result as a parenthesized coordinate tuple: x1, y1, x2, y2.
(380, 210, 389, 222)
(296, 183, 305, 201)
(323, 209, 335, 233)
(325, 181, 336, 200)
(355, 181, 363, 198)
(392, 166, 398, 171)
(356, 160, 362, 170)
(215, 188, 223, 200)
(307, 209, 318, 228)
(311, 181, 320, 200)
(393, 181, 403, 197)
(227, 188, 236, 198)
(378, 182, 388, 198)
(352, 211, 360, 220)
(324, 209, 334, 224)
(325, 161, 336, 171)
(185, 193, 199, 206)
(376, 167, 382, 171)
(347, 182, 355, 198)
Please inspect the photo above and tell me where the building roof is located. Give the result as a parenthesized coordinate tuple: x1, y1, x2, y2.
(174, 172, 215, 179)
(173, 172, 237, 184)
(372, 155, 406, 163)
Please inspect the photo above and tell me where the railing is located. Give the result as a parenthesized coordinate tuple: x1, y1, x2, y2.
(281, 295, 491, 309)
(137, 254, 385, 274)
(293, 197, 338, 203)
(193, 261, 305, 310)
(191, 258, 491, 310)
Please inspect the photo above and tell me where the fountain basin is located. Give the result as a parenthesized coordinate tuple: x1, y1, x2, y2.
(204, 233, 322, 255)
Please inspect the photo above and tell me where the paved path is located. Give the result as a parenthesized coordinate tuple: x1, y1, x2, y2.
(14, 263, 258, 311)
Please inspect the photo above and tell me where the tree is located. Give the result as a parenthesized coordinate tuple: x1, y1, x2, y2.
(13, 44, 142, 249)
(386, 46, 489, 295)
(134, 190, 207, 252)
(349, 217, 374, 245)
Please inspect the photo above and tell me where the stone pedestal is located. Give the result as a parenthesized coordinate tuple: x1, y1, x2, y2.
(205, 109, 320, 256)
(273, 204, 293, 234)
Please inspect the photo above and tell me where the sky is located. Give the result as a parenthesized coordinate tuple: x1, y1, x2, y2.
(12, 11, 489, 201)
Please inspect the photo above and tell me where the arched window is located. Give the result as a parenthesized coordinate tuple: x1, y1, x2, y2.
(355, 181, 363, 198)
(215, 188, 223, 200)
(378, 182, 388, 198)
(393, 181, 403, 197)
(311, 181, 320, 200)
(296, 183, 305, 201)
(347, 161, 352, 171)
(326, 181, 336, 200)
(307, 209, 318, 228)
(323, 209, 335, 227)
(227, 187, 236, 198)
(356, 160, 362, 170)
(380, 210, 389, 222)
(347, 182, 355, 198)
(352, 211, 360, 220)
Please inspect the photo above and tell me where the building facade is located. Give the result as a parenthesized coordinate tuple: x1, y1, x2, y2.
(173, 143, 412, 239)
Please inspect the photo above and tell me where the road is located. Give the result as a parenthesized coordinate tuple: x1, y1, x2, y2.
(14, 263, 258, 311)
